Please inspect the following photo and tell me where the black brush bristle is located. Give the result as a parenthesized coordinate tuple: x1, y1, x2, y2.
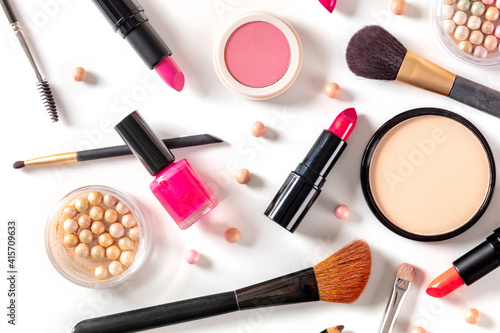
(13, 161, 25, 169)
(37, 79, 59, 123)
(346, 25, 407, 81)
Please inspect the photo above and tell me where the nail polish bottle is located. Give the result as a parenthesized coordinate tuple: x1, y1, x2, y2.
(115, 111, 217, 229)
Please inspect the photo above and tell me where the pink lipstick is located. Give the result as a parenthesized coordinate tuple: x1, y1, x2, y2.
(93, 0, 184, 91)
(265, 108, 357, 232)
(319, 0, 337, 13)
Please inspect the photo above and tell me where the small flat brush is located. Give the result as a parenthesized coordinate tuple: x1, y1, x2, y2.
(377, 263, 416, 333)
(346, 25, 500, 119)
(72, 240, 371, 333)
(1, 0, 58, 122)
(320, 325, 344, 333)
(13, 134, 223, 169)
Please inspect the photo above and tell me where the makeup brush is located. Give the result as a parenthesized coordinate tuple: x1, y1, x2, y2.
(320, 325, 344, 333)
(377, 263, 416, 333)
(319, 0, 337, 13)
(13, 134, 222, 169)
(1, 0, 58, 122)
(346, 25, 500, 119)
(72, 240, 371, 333)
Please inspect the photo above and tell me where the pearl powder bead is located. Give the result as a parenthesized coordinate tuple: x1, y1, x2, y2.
(103, 194, 118, 207)
(235, 169, 251, 184)
(78, 215, 92, 229)
(483, 0, 495, 5)
(121, 213, 137, 228)
(471, 1, 487, 15)
(63, 206, 78, 219)
(106, 245, 121, 261)
(79, 229, 94, 244)
(411, 327, 426, 333)
(115, 201, 130, 214)
(74, 198, 90, 213)
(484, 35, 499, 50)
(444, 20, 456, 34)
(89, 206, 105, 221)
(455, 25, 470, 41)
(495, 25, 500, 38)
(482, 21, 496, 34)
(390, 0, 407, 15)
(63, 219, 79, 233)
(118, 237, 134, 251)
(120, 251, 135, 266)
(325, 82, 341, 98)
(63, 234, 79, 248)
(91, 221, 106, 235)
(72, 67, 87, 82)
(109, 223, 125, 239)
(485, 6, 500, 21)
(91, 245, 106, 260)
(104, 209, 119, 223)
(225, 228, 242, 243)
(497, 0, 500, 9)
(185, 249, 200, 265)
(94, 266, 108, 280)
(467, 16, 482, 30)
(457, 0, 471, 11)
(335, 205, 350, 219)
(128, 227, 140, 241)
(470, 30, 485, 45)
(75, 243, 90, 258)
(250, 121, 266, 137)
(465, 308, 481, 324)
(98, 233, 114, 248)
(473, 45, 489, 58)
(88, 191, 103, 205)
(459, 41, 474, 54)
(445, 0, 457, 3)
(443, 4, 455, 20)
(453, 11, 468, 25)
(109, 261, 125, 276)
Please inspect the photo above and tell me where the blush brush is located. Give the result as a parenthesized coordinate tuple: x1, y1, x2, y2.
(72, 240, 371, 333)
(346, 25, 500, 119)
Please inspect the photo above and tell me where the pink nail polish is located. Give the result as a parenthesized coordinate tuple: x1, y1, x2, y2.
(115, 111, 217, 229)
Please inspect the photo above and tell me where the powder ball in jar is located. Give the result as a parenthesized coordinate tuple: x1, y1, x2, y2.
(121, 213, 137, 228)
(78, 215, 92, 229)
(74, 198, 90, 213)
(128, 227, 140, 241)
(79, 229, 94, 244)
(63, 219, 79, 233)
(91, 221, 106, 235)
(120, 251, 135, 266)
(109, 261, 125, 276)
(103, 194, 118, 207)
(63, 234, 79, 248)
(106, 245, 121, 261)
(118, 237, 134, 251)
(116, 201, 130, 215)
(88, 191, 103, 205)
(109, 223, 125, 239)
(89, 206, 105, 221)
(104, 209, 119, 223)
(63, 206, 78, 219)
(98, 232, 114, 248)
(75, 243, 90, 258)
(91, 245, 106, 260)
(94, 266, 108, 280)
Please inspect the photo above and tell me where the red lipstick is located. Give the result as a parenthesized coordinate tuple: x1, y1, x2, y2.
(265, 108, 357, 232)
(319, 0, 337, 13)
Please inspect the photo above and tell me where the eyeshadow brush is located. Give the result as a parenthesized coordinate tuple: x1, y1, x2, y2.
(13, 134, 223, 169)
(1, 0, 59, 122)
(320, 325, 344, 333)
(72, 240, 371, 333)
(346, 25, 500, 119)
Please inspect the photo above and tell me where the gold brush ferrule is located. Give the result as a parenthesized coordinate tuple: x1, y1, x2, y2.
(396, 51, 456, 96)
(24, 152, 77, 167)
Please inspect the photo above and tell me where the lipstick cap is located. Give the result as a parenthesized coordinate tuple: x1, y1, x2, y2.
(115, 111, 174, 176)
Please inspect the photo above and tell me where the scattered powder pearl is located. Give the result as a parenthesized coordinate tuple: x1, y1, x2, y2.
(484, 35, 499, 50)
(94, 266, 108, 280)
(471, 1, 487, 15)
(109, 261, 124, 276)
(411, 327, 426, 333)
(89, 206, 105, 221)
(497, 0, 500, 9)
(225, 228, 242, 243)
(88, 191, 103, 205)
(91, 221, 106, 235)
(495, 25, 500, 38)
(464, 308, 481, 324)
(250, 121, 266, 137)
(103, 194, 118, 207)
(128, 227, 140, 241)
(443, 4, 455, 19)
(455, 25, 470, 41)
(74, 198, 90, 213)
(325, 82, 341, 98)
(75, 243, 90, 258)
(78, 214, 92, 229)
(79, 229, 94, 243)
(63, 234, 79, 248)
(118, 237, 134, 251)
(467, 15, 482, 30)
(444, 20, 456, 34)
(121, 213, 137, 228)
(63, 206, 78, 219)
(98, 232, 114, 248)
(459, 41, 474, 54)
(91, 245, 106, 260)
(485, 6, 500, 21)
(453, 11, 468, 25)
(120, 251, 135, 266)
(445, 0, 457, 4)
(63, 219, 79, 233)
(109, 223, 125, 239)
(72, 67, 87, 82)
(482, 20, 496, 34)
(185, 249, 200, 265)
(390, 0, 408, 15)
(235, 168, 251, 184)
(473, 45, 489, 58)
(104, 209, 119, 223)
(457, 0, 472, 11)
(106, 245, 121, 261)
(470, 30, 485, 45)
(482, 0, 495, 5)
(335, 205, 350, 220)
(116, 201, 130, 215)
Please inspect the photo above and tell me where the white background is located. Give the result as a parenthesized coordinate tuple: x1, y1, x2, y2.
(1, 0, 500, 332)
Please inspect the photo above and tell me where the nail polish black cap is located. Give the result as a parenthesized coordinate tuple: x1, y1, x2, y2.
(115, 111, 174, 176)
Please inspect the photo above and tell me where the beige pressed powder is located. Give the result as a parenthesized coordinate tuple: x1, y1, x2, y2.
(361, 108, 495, 241)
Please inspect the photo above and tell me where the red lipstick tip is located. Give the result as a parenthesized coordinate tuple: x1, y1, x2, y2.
(328, 108, 357, 141)
(319, 0, 337, 12)
(155, 56, 185, 92)
(426, 267, 465, 298)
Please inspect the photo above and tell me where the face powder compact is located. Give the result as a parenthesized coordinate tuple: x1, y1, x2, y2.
(361, 108, 495, 241)
(213, 11, 302, 100)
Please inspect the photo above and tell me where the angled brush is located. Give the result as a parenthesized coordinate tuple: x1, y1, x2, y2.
(73, 240, 371, 333)
(346, 25, 500, 119)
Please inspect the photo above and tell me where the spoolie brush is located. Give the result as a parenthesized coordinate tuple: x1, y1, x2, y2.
(346, 25, 500, 119)
(72, 240, 371, 333)
(1, 0, 59, 122)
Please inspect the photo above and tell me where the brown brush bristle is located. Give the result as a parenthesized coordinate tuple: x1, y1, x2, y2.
(327, 325, 345, 333)
(346, 25, 407, 81)
(396, 263, 416, 282)
(313, 240, 371, 303)
(13, 161, 25, 169)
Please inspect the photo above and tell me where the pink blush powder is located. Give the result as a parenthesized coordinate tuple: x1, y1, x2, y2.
(224, 21, 291, 88)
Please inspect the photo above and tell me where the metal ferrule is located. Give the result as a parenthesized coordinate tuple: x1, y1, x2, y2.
(25, 153, 77, 167)
(377, 277, 412, 333)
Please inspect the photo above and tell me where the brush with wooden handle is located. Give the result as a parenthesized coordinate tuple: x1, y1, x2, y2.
(346, 25, 500, 119)
(72, 240, 371, 333)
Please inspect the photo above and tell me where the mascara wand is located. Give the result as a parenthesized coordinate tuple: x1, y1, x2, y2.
(1, 0, 58, 122)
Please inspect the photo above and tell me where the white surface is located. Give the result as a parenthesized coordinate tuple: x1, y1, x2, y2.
(1, 1, 500, 332)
